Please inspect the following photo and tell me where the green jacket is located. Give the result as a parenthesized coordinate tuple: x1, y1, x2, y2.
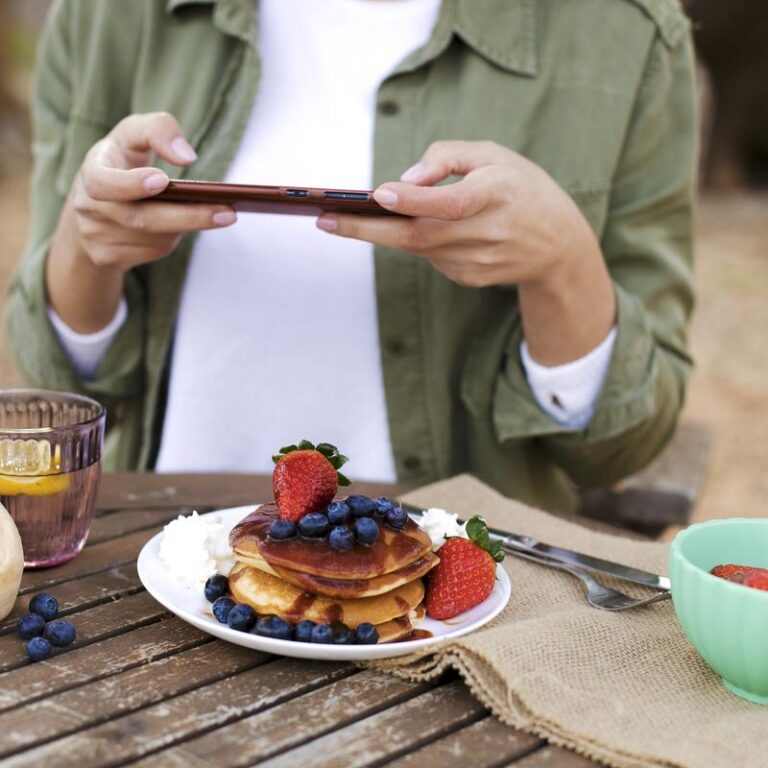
(6, 0, 696, 513)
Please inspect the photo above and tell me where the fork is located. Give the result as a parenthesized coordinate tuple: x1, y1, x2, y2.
(505, 547, 671, 611)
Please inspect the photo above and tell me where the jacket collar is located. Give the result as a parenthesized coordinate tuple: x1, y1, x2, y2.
(166, 0, 539, 77)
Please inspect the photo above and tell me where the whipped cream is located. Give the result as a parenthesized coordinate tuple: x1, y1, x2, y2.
(417, 507, 468, 551)
(158, 511, 235, 589)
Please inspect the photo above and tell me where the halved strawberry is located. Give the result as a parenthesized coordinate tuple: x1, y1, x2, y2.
(272, 440, 350, 522)
(425, 516, 504, 620)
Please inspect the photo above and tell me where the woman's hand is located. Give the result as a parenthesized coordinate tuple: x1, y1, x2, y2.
(47, 112, 236, 333)
(317, 140, 616, 365)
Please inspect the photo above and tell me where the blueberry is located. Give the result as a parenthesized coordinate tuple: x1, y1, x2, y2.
(329, 525, 355, 551)
(204, 574, 229, 603)
(227, 603, 257, 632)
(354, 622, 379, 645)
(331, 621, 353, 645)
(26, 636, 52, 662)
(310, 623, 334, 644)
(44, 619, 77, 648)
(373, 497, 394, 517)
(298, 512, 330, 538)
(295, 620, 316, 643)
(29, 593, 58, 621)
(269, 518, 297, 540)
(386, 506, 408, 530)
(347, 495, 375, 518)
(353, 517, 379, 546)
(253, 615, 294, 641)
(212, 596, 236, 623)
(326, 500, 351, 526)
(17, 612, 46, 640)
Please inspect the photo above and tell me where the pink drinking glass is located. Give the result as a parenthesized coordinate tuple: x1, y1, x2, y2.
(0, 389, 106, 568)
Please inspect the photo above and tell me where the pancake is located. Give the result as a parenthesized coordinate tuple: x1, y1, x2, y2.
(238, 550, 439, 599)
(229, 502, 432, 580)
(229, 562, 424, 628)
(375, 616, 415, 644)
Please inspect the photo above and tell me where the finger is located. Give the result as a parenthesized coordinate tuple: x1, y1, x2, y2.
(79, 157, 172, 204)
(316, 209, 473, 253)
(111, 112, 197, 167)
(98, 200, 238, 234)
(372, 177, 486, 220)
(398, 140, 515, 186)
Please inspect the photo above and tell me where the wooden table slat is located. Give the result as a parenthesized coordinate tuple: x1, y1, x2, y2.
(507, 745, 601, 768)
(18, 529, 156, 594)
(256, 680, 487, 768)
(87, 508, 192, 544)
(390, 714, 544, 768)
(0, 642, 271, 759)
(0, 617, 208, 713)
(128, 668, 437, 768)
(2, 660, 354, 768)
(0, 563, 142, 635)
(0, 591, 167, 673)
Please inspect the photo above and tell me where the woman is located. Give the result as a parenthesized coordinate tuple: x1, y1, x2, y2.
(6, 0, 696, 513)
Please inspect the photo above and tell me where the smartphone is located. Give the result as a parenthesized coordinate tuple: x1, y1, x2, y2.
(155, 180, 397, 216)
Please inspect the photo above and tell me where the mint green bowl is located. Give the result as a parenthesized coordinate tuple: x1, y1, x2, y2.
(669, 518, 768, 704)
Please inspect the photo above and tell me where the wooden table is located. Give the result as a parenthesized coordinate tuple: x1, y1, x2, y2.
(0, 473, 600, 768)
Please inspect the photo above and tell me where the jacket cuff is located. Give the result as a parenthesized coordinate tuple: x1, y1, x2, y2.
(7, 237, 145, 399)
(493, 283, 658, 444)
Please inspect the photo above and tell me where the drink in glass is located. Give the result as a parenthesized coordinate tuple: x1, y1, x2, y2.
(0, 390, 106, 568)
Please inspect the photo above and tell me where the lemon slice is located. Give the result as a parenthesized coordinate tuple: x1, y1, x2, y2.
(0, 473, 72, 497)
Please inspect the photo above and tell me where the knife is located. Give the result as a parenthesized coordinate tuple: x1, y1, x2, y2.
(401, 503, 671, 592)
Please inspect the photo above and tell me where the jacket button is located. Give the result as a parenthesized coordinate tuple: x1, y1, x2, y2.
(378, 99, 401, 116)
(403, 455, 422, 472)
(385, 338, 405, 356)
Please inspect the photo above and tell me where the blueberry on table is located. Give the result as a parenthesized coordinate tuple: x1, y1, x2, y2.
(373, 497, 394, 517)
(353, 517, 379, 546)
(212, 596, 236, 623)
(204, 574, 229, 603)
(227, 604, 257, 632)
(354, 622, 379, 645)
(326, 500, 351, 526)
(310, 623, 334, 644)
(295, 620, 316, 643)
(329, 525, 355, 551)
(269, 519, 297, 540)
(385, 507, 408, 530)
(347, 495, 375, 518)
(298, 513, 330, 538)
(253, 615, 294, 641)
(26, 636, 52, 662)
(17, 612, 46, 640)
(44, 619, 77, 648)
(331, 621, 353, 645)
(29, 593, 58, 621)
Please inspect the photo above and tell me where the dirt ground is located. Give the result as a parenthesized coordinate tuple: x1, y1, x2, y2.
(0, 169, 766, 523)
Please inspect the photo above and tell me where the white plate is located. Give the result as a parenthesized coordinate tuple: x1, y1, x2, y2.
(137, 505, 511, 661)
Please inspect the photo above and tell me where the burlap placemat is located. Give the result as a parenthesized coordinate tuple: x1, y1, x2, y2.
(370, 475, 767, 768)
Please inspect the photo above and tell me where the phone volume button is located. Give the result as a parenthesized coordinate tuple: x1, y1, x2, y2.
(285, 189, 309, 197)
(324, 191, 370, 201)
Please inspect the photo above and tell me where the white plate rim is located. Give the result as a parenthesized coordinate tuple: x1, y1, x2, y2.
(137, 504, 511, 661)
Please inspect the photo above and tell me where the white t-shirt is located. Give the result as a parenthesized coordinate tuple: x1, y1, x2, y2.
(48, 0, 616, 478)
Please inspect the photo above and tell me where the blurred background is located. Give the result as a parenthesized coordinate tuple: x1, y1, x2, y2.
(0, 0, 766, 523)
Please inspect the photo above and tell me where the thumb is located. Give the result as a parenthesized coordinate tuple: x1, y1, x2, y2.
(398, 140, 513, 186)
(110, 111, 197, 168)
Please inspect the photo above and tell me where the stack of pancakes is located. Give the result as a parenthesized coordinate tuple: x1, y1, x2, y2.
(228, 502, 438, 642)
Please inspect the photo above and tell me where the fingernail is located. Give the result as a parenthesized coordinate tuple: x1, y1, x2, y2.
(400, 163, 425, 183)
(171, 136, 197, 163)
(213, 210, 237, 226)
(143, 172, 168, 192)
(316, 214, 337, 233)
(375, 187, 398, 207)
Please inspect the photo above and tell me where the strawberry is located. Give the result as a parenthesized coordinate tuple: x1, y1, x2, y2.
(711, 564, 751, 581)
(272, 440, 350, 522)
(425, 516, 504, 620)
(741, 570, 768, 591)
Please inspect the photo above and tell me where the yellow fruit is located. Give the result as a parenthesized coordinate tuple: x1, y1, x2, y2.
(0, 502, 24, 621)
(0, 473, 72, 497)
